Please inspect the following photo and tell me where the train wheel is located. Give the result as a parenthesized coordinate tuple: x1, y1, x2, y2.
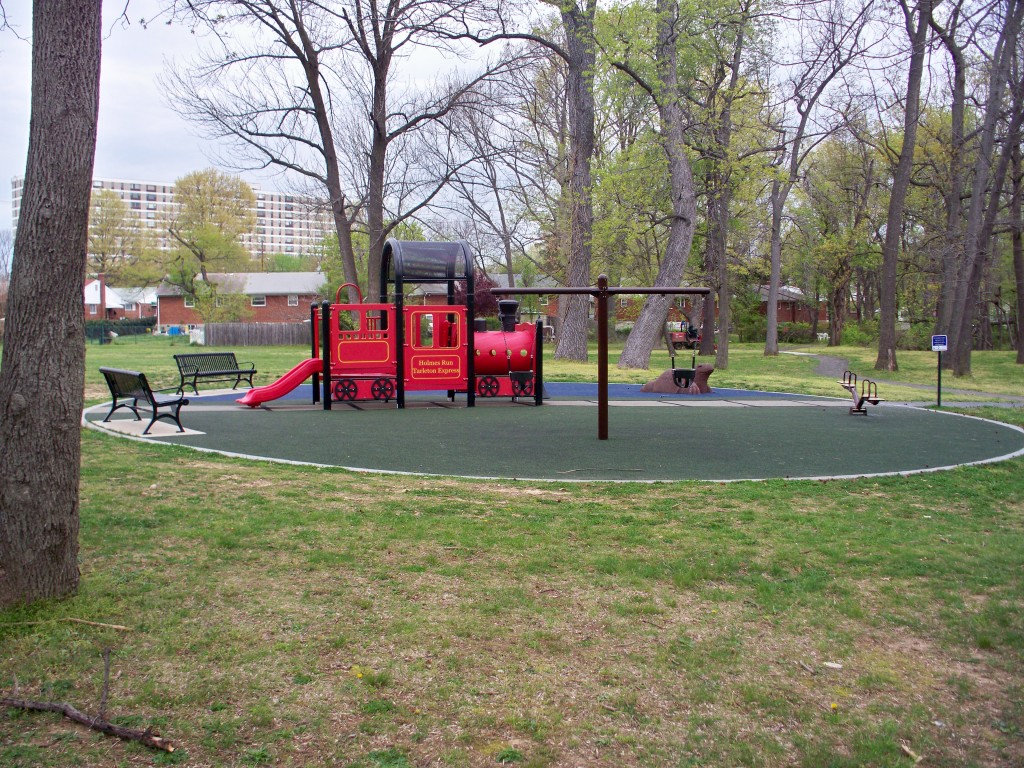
(371, 377, 396, 401)
(333, 378, 358, 401)
(511, 376, 534, 397)
(477, 375, 500, 397)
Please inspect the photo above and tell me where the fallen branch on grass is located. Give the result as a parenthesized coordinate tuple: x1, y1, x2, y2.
(0, 697, 174, 752)
(2, 617, 131, 631)
(900, 743, 923, 764)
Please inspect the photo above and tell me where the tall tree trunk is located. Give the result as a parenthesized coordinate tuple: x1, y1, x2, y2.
(829, 281, 850, 345)
(554, 0, 598, 362)
(368, 57, 390, 301)
(0, 0, 101, 606)
(290, 14, 361, 301)
(1013, 141, 1024, 363)
(765, 177, 785, 355)
(952, 83, 1024, 366)
(617, 0, 698, 369)
(931, 6, 966, 348)
(701, 19, 745, 366)
(714, 22, 747, 370)
(765, 0, 872, 355)
(949, 0, 1024, 374)
(305, 55, 360, 301)
(876, 0, 933, 372)
(699, 274, 717, 355)
(711, 178, 732, 369)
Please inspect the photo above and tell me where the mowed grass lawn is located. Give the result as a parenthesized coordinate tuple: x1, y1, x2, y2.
(1, 337, 1023, 767)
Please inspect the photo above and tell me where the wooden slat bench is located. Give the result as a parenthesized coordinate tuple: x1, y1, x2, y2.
(99, 368, 190, 435)
(173, 352, 256, 394)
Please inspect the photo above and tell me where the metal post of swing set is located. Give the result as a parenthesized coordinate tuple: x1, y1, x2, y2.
(493, 275, 712, 440)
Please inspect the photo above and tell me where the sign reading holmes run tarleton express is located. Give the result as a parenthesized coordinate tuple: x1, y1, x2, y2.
(409, 355, 462, 380)
(493, 275, 712, 441)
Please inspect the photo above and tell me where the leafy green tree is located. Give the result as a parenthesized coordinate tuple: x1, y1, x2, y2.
(191, 286, 253, 322)
(88, 189, 145, 281)
(265, 254, 305, 272)
(161, 169, 256, 314)
(789, 130, 883, 345)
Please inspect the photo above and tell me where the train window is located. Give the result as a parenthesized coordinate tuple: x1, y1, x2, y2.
(414, 313, 433, 347)
(365, 310, 387, 332)
(340, 311, 361, 333)
(340, 309, 389, 335)
(440, 314, 459, 349)
(409, 312, 459, 348)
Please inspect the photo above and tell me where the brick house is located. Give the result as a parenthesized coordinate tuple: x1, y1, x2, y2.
(612, 295, 701, 324)
(756, 285, 828, 324)
(612, 285, 829, 327)
(156, 272, 325, 331)
(84, 278, 157, 321)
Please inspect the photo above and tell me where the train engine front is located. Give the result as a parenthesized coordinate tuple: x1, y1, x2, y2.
(472, 299, 542, 400)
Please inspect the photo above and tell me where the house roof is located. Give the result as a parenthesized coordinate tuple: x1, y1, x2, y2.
(409, 272, 558, 297)
(84, 280, 121, 308)
(118, 286, 158, 304)
(757, 285, 807, 303)
(157, 272, 325, 297)
(84, 280, 157, 308)
(491, 273, 559, 289)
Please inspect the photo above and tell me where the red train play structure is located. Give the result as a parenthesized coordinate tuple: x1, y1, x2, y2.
(237, 239, 543, 409)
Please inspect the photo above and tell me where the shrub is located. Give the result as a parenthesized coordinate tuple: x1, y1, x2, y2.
(897, 322, 936, 351)
(85, 317, 156, 332)
(777, 322, 814, 343)
(732, 289, 766, 342)
(840, 321, 878, 346)
(736, 313, 767, 343)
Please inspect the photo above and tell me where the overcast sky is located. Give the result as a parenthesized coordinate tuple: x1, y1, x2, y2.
(1, 0, 282, 230)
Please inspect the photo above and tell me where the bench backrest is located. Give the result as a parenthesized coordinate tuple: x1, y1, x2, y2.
(100, 367, 155, 403)
(174, 352, 240, 375)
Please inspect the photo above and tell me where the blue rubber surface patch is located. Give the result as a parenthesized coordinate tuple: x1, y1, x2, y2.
(197, 381, 826, 404)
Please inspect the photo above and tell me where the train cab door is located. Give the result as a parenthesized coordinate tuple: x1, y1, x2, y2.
(403, 306, 467, 392)
(332, 303, 396, 376)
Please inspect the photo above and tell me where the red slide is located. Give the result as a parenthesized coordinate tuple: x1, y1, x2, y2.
(236, 358, 323, 407)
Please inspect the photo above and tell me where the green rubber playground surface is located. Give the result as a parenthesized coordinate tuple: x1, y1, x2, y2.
(85, 390, 1024, 482)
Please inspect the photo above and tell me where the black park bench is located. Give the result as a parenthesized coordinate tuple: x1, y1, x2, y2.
(173, 352, 256, 394)
(99, 367, 190, 435)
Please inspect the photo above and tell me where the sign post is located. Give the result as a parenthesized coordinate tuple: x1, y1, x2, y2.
(931, 335, 948, 408)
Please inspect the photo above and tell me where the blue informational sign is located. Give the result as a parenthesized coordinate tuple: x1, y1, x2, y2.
(931, 335, 948, 352)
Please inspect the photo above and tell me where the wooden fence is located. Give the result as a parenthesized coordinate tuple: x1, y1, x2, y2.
(205, 322, 311, 347)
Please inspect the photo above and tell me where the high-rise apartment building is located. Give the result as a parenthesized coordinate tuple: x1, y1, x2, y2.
(10, 175, 332, 259)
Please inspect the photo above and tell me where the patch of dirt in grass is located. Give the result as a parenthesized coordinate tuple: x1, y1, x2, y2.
(855, 627, 1023, 766)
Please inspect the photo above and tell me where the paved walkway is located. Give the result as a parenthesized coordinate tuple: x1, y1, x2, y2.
(781, 349, 1024, 406)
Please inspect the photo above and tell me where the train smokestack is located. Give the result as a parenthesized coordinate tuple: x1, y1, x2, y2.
(498, 299, 519, 332)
